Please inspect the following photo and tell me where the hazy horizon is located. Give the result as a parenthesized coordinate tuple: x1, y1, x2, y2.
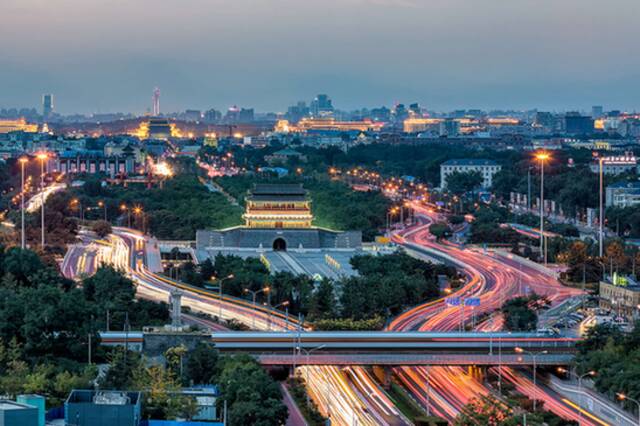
(2, 0, 639, 114)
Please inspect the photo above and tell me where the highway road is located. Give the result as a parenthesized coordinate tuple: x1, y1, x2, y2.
(64, 227, 399, 426)
(388, 205, 610, 425)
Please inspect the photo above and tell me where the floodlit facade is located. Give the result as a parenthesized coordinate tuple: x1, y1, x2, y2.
(440, 159, 501, 189)
(243, 184, 313, 229)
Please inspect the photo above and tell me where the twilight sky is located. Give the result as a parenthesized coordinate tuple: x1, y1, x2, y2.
(1, 0, 639, 114)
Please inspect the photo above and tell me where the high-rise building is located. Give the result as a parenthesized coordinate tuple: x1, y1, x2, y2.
(310, 94, 334, 117)
(564, 112, 594, 134)
(239, 108, 254, 122)
(592, 105, 604, 118)
(439, 119, 460, 137)
(286, 102, 310, 122)
(184, 109, 201, 122)
(204, 108, 222, 123)
(42, 94, 54, 120)
(152, 87, 161, 116)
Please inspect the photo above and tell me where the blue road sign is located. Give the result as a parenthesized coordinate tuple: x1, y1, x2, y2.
(465, 297, 480, 307)
(446, 297, 461, 306)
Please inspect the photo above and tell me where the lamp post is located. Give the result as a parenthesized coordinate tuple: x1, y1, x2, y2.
(271, 300, 290, 331)
(98, 200, 107, 221)
(617, 393, 640, 426)
(19, 157, 28, 249)
(535, 152, 550, 265)
(598, 156, 605, 258)
(211, 274, 234, 320)
(243, 287, 270, 330)
(120, 204, 131, 228)
(37, 152, 48, 248)
(133, 206, 145, 233)
(70, 198, 84, 221)
(297, 344, 326, 404)
(516, 347, 548, 411)
(558, 368, 596, 425)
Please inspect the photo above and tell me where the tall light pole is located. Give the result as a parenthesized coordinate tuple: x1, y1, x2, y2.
(98, 200, 107, 221)
(558, 368, 596, 425)
(133, 206, 145, 233)
(271, 300, 290, 331)
(535, 152, 550, 265)
(37, 152, 48, 248)
(243, 287, 270, 330)
(516, 347, 548, 411)
(19, 157, 28, 249)
(211, 274, 234, 319)
(617, 393, 640, 426)
(599, 156, 605, 258)
(120, 204, 131, 228)
(297, 344, 326, 404)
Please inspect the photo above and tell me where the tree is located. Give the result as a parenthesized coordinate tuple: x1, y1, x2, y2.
(445, 170, 483, 195)
(99, 347, 143, 390)
(185, 342, 219, 385)
(454, 395, 511, 426)
(2, 247, 44, 287)
(308, 279, 335, 320)
(218, 354, 288, 426)
(92, 220, 112, 238)
(502, 296, 540, 332)
(430, 222, 452, 240)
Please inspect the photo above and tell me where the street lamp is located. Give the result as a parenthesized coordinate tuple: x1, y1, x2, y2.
(19, 157, 28, 249)
(598, 156, 605, 258)
(515, 347, 548, 411)
(120, 204, 131, 227)
(243, 287, 270, 330)
(36, 152, 48, 248)
(617, 393, 640, 426)
(558, 367, 596, 425)
(211, 274, 234, 319)
(70, 198, 84, 221)
(133, 206, 145, 233)
(535, 152, 550, 265)
(296, 344, 326, 404)
(271, 300, 290, 330)
(387, 207, 399, 236)
(98, 200, 107, 221)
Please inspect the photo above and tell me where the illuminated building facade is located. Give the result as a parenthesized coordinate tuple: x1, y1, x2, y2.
(243, 184, 312, 229)
(293, 118, 384, 132)
(196, 184, 361, 251)
(440, 159, 501, 189)
(0, 119, 38, 134)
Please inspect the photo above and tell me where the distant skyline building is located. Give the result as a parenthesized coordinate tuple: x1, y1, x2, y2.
(310, 94, 334, 117)
(42, 94, 53, 120)
(564, 112, 594, 134)
(592, 105, 604, 118)
(152, 87, 161, 116)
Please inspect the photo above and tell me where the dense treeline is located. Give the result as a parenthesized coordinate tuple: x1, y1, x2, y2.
(101, 343, 289, 424)
(0, 246, 168, 407)
(72, 169, 242, 239)
(176, 251, 455, 329)
(576, 322, 640, 414)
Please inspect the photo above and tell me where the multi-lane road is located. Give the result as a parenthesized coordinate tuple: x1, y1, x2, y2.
(387, 205, 611, 425)
(63, 216, 619, 425)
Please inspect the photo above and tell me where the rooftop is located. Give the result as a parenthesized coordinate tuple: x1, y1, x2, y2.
(607, 180, 640, 189)
(441, 159, 499, 166)
(0, 400, 35, 411)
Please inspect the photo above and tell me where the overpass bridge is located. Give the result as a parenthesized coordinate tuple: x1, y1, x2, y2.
(100, 330, 577, 366)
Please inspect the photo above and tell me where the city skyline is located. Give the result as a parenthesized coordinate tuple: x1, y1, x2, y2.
(2, 0, 640, 114)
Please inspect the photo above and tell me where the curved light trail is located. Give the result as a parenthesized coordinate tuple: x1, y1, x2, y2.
(388, 205, 606, 425)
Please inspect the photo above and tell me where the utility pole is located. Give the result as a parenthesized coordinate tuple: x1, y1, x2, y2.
(19, 157, 27, 249)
